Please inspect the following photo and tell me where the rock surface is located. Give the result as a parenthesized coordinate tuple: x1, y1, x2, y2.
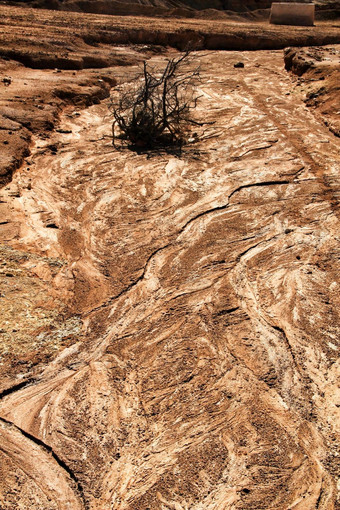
(284, 45, 340, 137)
(1, 4, 339, 181)
(0, 4, 159, 183)
(0, 35, 340, 509)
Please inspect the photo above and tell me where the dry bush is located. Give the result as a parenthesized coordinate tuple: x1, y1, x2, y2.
(109, 52, 200, 150)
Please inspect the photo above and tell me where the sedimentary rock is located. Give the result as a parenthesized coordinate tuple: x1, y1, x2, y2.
(0, 45, 339, 508)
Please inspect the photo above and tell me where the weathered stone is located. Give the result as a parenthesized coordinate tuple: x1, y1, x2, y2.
(0, 6, 339, 510)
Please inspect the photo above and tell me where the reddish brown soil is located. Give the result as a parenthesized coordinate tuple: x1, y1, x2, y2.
(0, 5, 340, 510)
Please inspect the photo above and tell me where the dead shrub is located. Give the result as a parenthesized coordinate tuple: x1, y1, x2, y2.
(109, 51, 200, 150)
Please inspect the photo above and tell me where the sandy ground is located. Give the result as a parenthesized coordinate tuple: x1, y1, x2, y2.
(0, 6, 340, 510)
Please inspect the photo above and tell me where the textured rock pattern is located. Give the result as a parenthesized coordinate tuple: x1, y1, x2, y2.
(0, 49, 339, 509)
(1, 4, 339, 180)
(284, 45, 340, 137)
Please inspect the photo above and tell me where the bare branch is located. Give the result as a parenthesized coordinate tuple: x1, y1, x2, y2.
(108, 51, 201, 150)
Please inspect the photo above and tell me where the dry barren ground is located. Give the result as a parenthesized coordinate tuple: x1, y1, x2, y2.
(0, 6, 340, 510)
(1, 5, 339, 181)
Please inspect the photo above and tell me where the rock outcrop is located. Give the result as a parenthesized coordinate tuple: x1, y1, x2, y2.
(284, 46, 340, 137)
(0, 31, 339, 509)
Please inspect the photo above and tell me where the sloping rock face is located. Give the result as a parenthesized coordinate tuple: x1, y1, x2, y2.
(0, 62, 117, 186)
(284, 45, 340, 137)
(0, 47, 339, 509)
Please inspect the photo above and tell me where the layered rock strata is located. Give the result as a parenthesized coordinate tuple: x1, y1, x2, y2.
(0, 49, 339, 509)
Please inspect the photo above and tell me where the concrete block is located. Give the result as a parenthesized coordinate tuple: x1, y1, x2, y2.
(270, 3, 315, 26)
